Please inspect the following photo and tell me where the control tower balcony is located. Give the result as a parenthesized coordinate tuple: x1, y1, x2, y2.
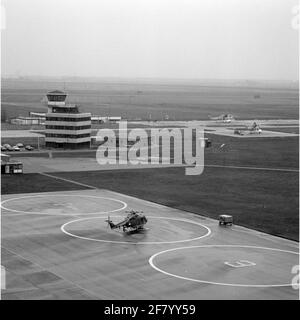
(51, 105, 80, 114)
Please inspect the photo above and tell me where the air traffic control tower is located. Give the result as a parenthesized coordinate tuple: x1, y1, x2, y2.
(45, 90, 91, 149)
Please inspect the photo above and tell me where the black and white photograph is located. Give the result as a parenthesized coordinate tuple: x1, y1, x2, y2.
(0, 0, 299, 304)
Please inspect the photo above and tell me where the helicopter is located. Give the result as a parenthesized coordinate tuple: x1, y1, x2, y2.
(235, 121, 262, 135)
(209, 113, 235, 123)
(248, 121, 262, 134)
(105, 210, 148, 233)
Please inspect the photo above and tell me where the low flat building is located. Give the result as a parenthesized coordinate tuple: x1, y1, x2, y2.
(10, 116, 45, 125)
(1, 153, 23, 174)
(91, 116, 122, 123)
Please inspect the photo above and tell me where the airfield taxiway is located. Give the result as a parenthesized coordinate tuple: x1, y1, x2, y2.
(1, 189, 299, 300)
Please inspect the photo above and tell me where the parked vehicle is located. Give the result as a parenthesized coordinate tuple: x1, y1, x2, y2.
(12, 146, 21, 151)
(25, 145, 34, 151)
(6, 146, 14, 151)
(1, 145, 7, 151)
(219, 215, 233, 226)
(16, 143, 24, 148)
(234, 129, 243, 135)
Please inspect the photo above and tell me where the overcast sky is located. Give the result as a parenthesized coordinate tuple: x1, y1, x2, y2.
(1, 0, 299, 80)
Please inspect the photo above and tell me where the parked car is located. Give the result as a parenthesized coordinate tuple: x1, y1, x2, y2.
(25, 145, 34, 151)
(1, 145, 7, 151)
(3, 144, 11, 148)
(12, 146, 21, 151)
(6, 146, 14, 151)
(234, 129, 243, 135)
(16, 143, 24, 148)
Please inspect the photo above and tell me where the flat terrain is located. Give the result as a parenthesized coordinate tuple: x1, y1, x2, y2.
(1, 173, 89, 194)
(262, 127, 299, 134)
(1, 189, 299, 300)
(2, 78, 298, 121)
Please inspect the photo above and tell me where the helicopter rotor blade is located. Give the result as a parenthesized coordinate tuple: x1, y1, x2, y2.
(106, 215, 110, 228)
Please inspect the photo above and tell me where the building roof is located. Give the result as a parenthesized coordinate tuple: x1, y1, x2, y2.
(1, 153, 10, 158)
(47, 90, 67, 95)
(1, 130, 45, 138)
(1, 153, 10, 163)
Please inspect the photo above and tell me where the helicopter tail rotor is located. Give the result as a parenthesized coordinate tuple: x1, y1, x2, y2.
(105, 215, 110, 228)
(105, 216, 115, 229)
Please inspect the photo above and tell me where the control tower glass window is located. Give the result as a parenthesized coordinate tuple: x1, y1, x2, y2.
(47, 91, 67, 102)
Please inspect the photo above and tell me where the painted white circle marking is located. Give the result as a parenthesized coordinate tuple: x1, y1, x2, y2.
(1, 194, 127, 216)
(149, 245, 299, 287)
(61, 216, 211, 245)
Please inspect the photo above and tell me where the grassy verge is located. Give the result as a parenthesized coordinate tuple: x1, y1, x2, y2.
(1, 173, 89, 195)
(261, 127, 299, 134)
(204, 134, 298, 169)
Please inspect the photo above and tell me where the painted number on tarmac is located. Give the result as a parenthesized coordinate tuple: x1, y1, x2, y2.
(224, 260, 256, 268)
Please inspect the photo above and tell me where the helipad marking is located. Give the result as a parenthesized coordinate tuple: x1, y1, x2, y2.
(1, 194, 127, 216)
(224, 260, 256, 268)
(61, 216, 211, 245)
(149, 245, 299, 287)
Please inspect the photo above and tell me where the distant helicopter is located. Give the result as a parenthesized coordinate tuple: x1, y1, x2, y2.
(248, 122, 262, 134)
(106, 210, 148, 233)
(209, 114, 235, 123)
(234, 121, 262, 135)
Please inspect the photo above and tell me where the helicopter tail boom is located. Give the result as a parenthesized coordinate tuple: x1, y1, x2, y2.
(107, 221, 116, 229)
(105, 216, 117, 229)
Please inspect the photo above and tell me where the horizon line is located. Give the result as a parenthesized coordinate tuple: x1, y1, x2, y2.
(1, 75, 299, 83)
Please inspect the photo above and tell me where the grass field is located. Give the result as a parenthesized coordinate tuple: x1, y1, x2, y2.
(262, 127, 299, 134)
(2, 78, 298, 121)
(1, 173, 89, 194)
(204, 134, 299, 169)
